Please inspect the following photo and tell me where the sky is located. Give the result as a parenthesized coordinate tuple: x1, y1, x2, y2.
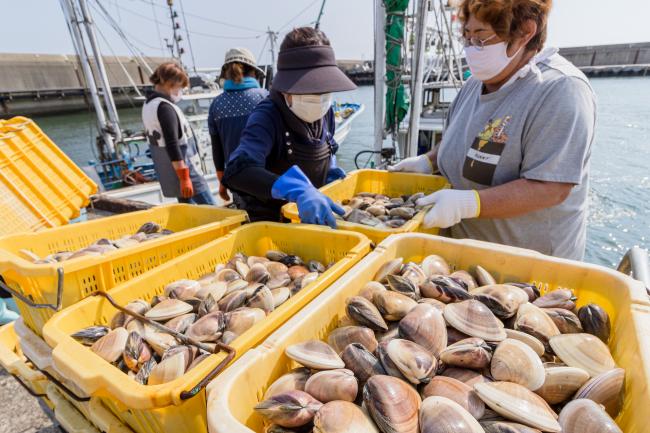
(2, 0, 649, 69)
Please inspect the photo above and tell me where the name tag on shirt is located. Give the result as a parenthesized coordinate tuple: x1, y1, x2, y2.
(462, 116, 511, 186)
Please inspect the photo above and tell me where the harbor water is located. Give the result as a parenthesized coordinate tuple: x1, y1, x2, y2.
(32, 77, 650, 268)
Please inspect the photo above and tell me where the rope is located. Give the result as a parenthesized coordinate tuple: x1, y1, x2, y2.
(149, 0, 166, 55)
(277, 0, 321, 32)
(178, 0, 198, 72)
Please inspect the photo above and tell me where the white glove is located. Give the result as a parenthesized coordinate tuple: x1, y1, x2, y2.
(387, 154, 434, 174)
(416, 189, 480, 229)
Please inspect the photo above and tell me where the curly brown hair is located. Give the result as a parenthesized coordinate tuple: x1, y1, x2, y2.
(149, 62, 189, 87)
(280, 27, 331, 51)
(222, 62, 256, 83)
(458, 0, 552, 52)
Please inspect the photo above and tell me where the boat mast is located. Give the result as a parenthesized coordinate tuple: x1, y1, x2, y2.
(314, 0, 327, 29)
(166, 0, 185, 66)
(373, 0, 387, 167)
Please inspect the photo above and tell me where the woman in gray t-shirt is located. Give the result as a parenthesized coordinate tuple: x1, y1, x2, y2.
(389, 0, 596, 260)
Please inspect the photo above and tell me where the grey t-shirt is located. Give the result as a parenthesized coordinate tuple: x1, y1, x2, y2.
(437, 53, 597, 260)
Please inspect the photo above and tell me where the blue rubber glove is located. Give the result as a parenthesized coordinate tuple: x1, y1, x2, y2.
(0, 299, 19, 325)
(326, 155, 346, 184)
(272, 165, 345, 228)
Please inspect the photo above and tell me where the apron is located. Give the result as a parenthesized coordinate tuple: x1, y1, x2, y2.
(142, 97, 209, 198)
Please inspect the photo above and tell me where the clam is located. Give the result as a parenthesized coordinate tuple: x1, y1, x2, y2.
(217, 290, 248, 312)
(398, 303, 447, 357)
(447, 327, 472, 345)
(386, 274, 420, 300)
(246, 263, 270, 284)
(508, 283, 541, 303)
(328, 326, 378, 354)
(305, 368, 358, 403)
(386, 339, 436, 384)
(307, 260, 326, 273)
(122, 331, 152, 372)
(574, 367, 624, 417)
(162, 345, 196, 370)
(450, 270, 478, 291)
(288, 265, 309, 281)
(373, 290, 417, 321)
(225, 279, 249, 295)
(279, 254, 304, 267)
(389, 207, 415, 219)
(266, 250, 287, 262)
(221, 331, 238, 344)
(197, 294, 218, 317)
(471, 284, 529, 319)
(542, 308, 583, 334)
(532, 288, 576, 310)
(491, 339, 545, 391)
(195, 281, 227, 302)
(147, 352, 186, 385)
(474, 382, 560, 432)
(421, 376, 485, 420)
(143, 331, 178, 356)
(363, 375, 421, 433)
(359, 281, 387, 301)
(255, 390, 323, 428)
(549, 333, 616, 377)
(367, 204, 388, 217)
(444, 300, 506, 342)
(267, 275, 292, 290)
(185, 311, 225, 342)
(134, 358, 157, 384)
(91, 327, 128, 363)
(298, 271, 319, 289)
(235, 261, 250, 278)
(225, 307, 266, 335)
(313, 400, 379, 433)
(577, 303, 611, 343)
(558, 399, 622, 433)
(285, 340, 345, 370)
(474, 265, 497, 286)
(111, 299, 150, 328)
(71, 325, 110, 346)
(264, 368, 311, 400)
(374, 258, 404, 283)
(341, 342, 386, 383)
(417, 297, 446, 311)
(216, 268, 241, 283)
(246, 285, 275, 314)
(514, 303, 560, 350)
(481, 421, 542, 433)
(504, 329, 545, 357)
(419, 396, 484, 433)
(534, 366, 590, 405)
(164, 279, 200, 300)
(266, 260, 289, 276)
(420, 276, 471, 303)
(421, 254, 450, 277)
(439, 338, 492, 370)
(145, 299, 193, 321)
(248, 255, 269, 267)
(270, 287, 291, 308)
(377, 341, 407, 381)
(440, 367, 489, 387)
(401, 262, 427, 285)
(346, 296, 388, 331)
(375, 322, 400, 343)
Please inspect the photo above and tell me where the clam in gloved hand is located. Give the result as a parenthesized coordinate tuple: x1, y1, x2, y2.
(338, 192, 426, 229)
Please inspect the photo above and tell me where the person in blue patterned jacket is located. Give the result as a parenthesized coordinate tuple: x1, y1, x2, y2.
(208, 48, 268, 203)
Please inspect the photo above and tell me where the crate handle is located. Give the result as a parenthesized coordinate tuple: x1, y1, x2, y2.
(180, 341, 236, 400)
(9, 371, 48, 398)
(0, 268, 64, 311)
(35, 365, 92, 402)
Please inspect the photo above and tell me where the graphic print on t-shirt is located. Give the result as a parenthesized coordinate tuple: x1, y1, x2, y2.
(462, 116, 511, 185)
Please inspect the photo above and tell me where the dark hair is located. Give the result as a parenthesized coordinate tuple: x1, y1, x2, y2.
(280, 27, 331, 50)
(149, 62, 189, 87)
(459, 0, 552, 52)
(222, 62, 256, 83)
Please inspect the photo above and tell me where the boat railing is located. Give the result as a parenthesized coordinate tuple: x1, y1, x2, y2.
(617, 246, 650, 296)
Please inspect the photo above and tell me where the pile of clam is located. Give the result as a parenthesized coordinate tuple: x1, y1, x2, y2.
(19, 222, 172, 264)
(338, 192, 425, 229)
(253, 255, 623, 433)
(71, 250, 327, 385)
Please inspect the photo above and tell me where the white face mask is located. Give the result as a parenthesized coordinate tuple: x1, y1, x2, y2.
(286, 93, 333, 123)
(464, 42, 523, 82)
(171, 89, 183, 103)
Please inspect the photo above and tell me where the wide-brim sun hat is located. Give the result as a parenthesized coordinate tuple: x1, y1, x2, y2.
(272, 45, 357, 94)
(221, 47, 266, 77)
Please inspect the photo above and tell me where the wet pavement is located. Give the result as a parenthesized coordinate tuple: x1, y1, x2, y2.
(0, 369, 59, 433)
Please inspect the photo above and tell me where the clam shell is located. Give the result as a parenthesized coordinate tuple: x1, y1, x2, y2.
(474, 265, 496, 286)
(298, 271, 319, 289)
(363, 375, 421, 433)
(71, 325, 110, 346)
(147, 352, 186, 385)
(134, 358, 157, 384)
(447, 326, 472, 345)
(313, 400, 379, 433)
(328, 326, 378, 354)
(474, 382, 560, 432)
(122, 331, 152, 372)
(266, 250, 288, 262)
(288, 265, 309, 281)
(377, 341, 408, 381)
(195, 281, 227, 302)
(419, 396, 484, 433)
(398, 303, 447, 357)
(341, 342, 386, 383)
(145, 299, 193, 321)
(558, 399, 622, 433)
(225, 279, 249, 295)
(225, 307, 266, 335)
(246, 285, 275, 314)
(504, 329, 545, 357)
(420, 276, 471, 303)
(440, 337, 492, 370)
(450, 270, 478, 291)
(197, 294, 218, 317)
(255, 390, 323, 428)
(346, 296, 388, 331)
(444, 300, 506, 342)
(549, 333, 616, 377)
(359, 281, 387, 301)
(216, 268, 241, 282)
(508, 283, 541, 303)
(217, 290, 248, 312)
(421, 255, 450, 277)
(491, 339, 545, 391)
(263, 367, 311, 400)
(270, 287, 291, 308)
(401, 263, 427, 286)
(386, 339, 436, 384)
(246, 263, 270, 284)
(386, 274, 420, 300)
(577, 303, 611, 343)
(265, 260, 289, 276)
(143, 331, 178, 356)
(514, 303, 560, 350)
(534, 366, 590, 405)
(481, 421, 542, 433)
(376, 322, 400, 343)
(471, 284, 529, 319)
(440, 367, 489, 387)
(91, 327, 128, 363)
(574, 367, 624, 417)
(532, 288, 576, 310)
(373, 290, 417, 321)
(185, 311, 225, 342)
(374, 258, 404, 283)
(421, 376, 485, 420)
(305, 368, 358, 403)
(417, 297, 446, 311)
(542, 308, 583, 334)
(286, 340, 345, 370)
(163, 279, 200, 300)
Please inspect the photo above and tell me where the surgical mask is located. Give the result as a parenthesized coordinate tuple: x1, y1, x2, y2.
(464, 42, 523, 82)
(171, 89, 183, 103)
(286, 93, 333, 123)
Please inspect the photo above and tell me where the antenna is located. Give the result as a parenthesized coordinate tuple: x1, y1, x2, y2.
(315, 0, 327, 29)
(167, 0, 184, 65)
(266, 27, 278, 67)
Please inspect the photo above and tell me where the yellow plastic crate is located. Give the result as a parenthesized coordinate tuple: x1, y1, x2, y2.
(42, 222, 371, 433)
(281, 169, 449, 244)
(0, 116, 97, 234)
(0, 203, 247, 336)
(206, 233, 650, 433)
